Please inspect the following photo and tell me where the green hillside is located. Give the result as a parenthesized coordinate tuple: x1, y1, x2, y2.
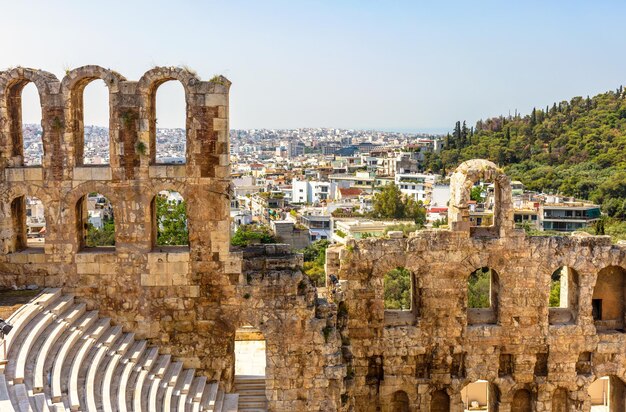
(423, 87, 626, 218)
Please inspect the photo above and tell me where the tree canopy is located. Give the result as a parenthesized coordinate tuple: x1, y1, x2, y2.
(423, 86, 626, 218)
(155, 195, 189, 246)
(372, 183, 426, 224)
(384, 267, 412, 310)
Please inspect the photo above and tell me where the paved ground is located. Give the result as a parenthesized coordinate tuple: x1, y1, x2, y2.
(235, 340, 266, 376)
(0, 289, 41, 319)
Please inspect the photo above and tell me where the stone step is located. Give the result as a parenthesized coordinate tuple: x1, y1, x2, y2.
(147, 355, 171, 412)
(221, 394, 239, 412)
(68, 318, 111, 411)
(117, 340, 146, 412)
(85, 327, 122, 411)
(199, 381, 219, 411)
(33, 303, 86, 393)
(102, 333, 135, 412)
(132, 346, 159, 412)
(0, 374, 15, 411)
(175, 369, 195, 412)
(213, 390, 224, 412)
(187, 376, 207, 412)
(162, 362, 183, 412)
(50, 311, 98, 403)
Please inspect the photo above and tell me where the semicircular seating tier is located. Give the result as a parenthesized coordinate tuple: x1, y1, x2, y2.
(0, 288, 241, 412)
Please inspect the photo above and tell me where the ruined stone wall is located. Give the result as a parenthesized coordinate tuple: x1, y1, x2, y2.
(0, 66, 344, 411)
(0, 67, 233, 372)
(326, 160, 626, 412)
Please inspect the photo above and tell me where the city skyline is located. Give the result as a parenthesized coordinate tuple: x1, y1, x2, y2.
(3, 1, 626, 132)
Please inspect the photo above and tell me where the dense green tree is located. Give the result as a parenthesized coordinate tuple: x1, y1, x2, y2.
(230, 224, 277, 247)
(468, 268, 491, 308)
(300, 240, 330, 287)
(156, 195, 189, 246)
(422, 86, 626, 219)
(371, 183, 426, 224)
(384, 267, 411, 310)
(86, 218, 115, 247)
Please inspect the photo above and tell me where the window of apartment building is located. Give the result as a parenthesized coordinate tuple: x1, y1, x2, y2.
(81, 80, 110, 165)
(76, 193, 115, 250)
(548, 266, 579, 325)
(152, 190, 189, 248)
(155, 81, 186, 164)
(384, 266, 418, 325)
(592, 266, 626, 333)
(20, 83, 43, 166)
(467, 267, 500, 325)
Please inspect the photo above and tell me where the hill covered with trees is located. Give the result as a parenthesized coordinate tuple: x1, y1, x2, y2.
(423, 86, 626, 218)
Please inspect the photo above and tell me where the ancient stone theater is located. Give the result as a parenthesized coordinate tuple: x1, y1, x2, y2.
(0, 66, 625, 412)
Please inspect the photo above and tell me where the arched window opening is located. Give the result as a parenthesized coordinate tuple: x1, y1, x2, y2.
(549, 266, 579, 325)
(25, 197, 46, 248)
(468, 267, 500, 325)
(592, 266, 626, 333)
(234, 326, 268, 410)
(76, 193, 115, 250)
(552, 388, 569, 412)
(430, 389, 450, 412)
(9, 195, 45, 252)
(152, 190, 189, 248)
(511, 389, 532, 412)
(461, 380, 499, 411)
(82, 80, 110, 165)
(21, 83, 43, 166)
(468, 182, 495, 228)
(154, 81, 186, 164)
(588, 376, 626, 411)
(384, 266, 417, 325)
(390, 390, 409, 412)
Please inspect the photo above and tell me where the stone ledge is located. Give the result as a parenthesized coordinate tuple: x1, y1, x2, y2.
(73, 166, 112, 181)
(148, 165, 187, 178)
(5, 167, 43, 182)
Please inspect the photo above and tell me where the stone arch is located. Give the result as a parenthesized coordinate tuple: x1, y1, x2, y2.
(390, 390, 410, 412)
(461, 380, 500, 411)
(0, 67, 60, 168)
(588, 375, 626, 411)
(61, 65, 126, 168)
(3, 183, 50, 250)
(430, 388, 450, 412)
(448, 159, 514, 237)
(511, 388, 533, 412)
(467, 267, 501, 325)
(68, 183, 120, 251)
(592, 265, 626, 332)
(552, 387, 569, 412)
(548, 265, 580, 325)
(137, 67, 199, 165)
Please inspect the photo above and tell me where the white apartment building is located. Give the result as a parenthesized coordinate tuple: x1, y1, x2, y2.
(394, 173, 437, 203)
(292, 180, 337, 204)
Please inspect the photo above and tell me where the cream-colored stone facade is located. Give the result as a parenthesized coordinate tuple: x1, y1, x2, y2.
(1, 67, 625, 411)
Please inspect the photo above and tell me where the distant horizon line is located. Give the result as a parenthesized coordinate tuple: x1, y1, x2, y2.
(23, 123, 449, 135)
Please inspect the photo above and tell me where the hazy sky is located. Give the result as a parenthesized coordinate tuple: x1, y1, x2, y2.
(3, 1, 626, 132)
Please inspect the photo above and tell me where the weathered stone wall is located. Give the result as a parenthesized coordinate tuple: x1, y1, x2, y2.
(0, 66, 344, 411)
(2, 67, 626, 411)
(0, 67, 232, 371)
(326, 160, 626, 411)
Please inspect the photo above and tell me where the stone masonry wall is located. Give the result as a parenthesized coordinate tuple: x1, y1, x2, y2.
(326, 160, 626, 411)
(0, 66, 344, 411)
